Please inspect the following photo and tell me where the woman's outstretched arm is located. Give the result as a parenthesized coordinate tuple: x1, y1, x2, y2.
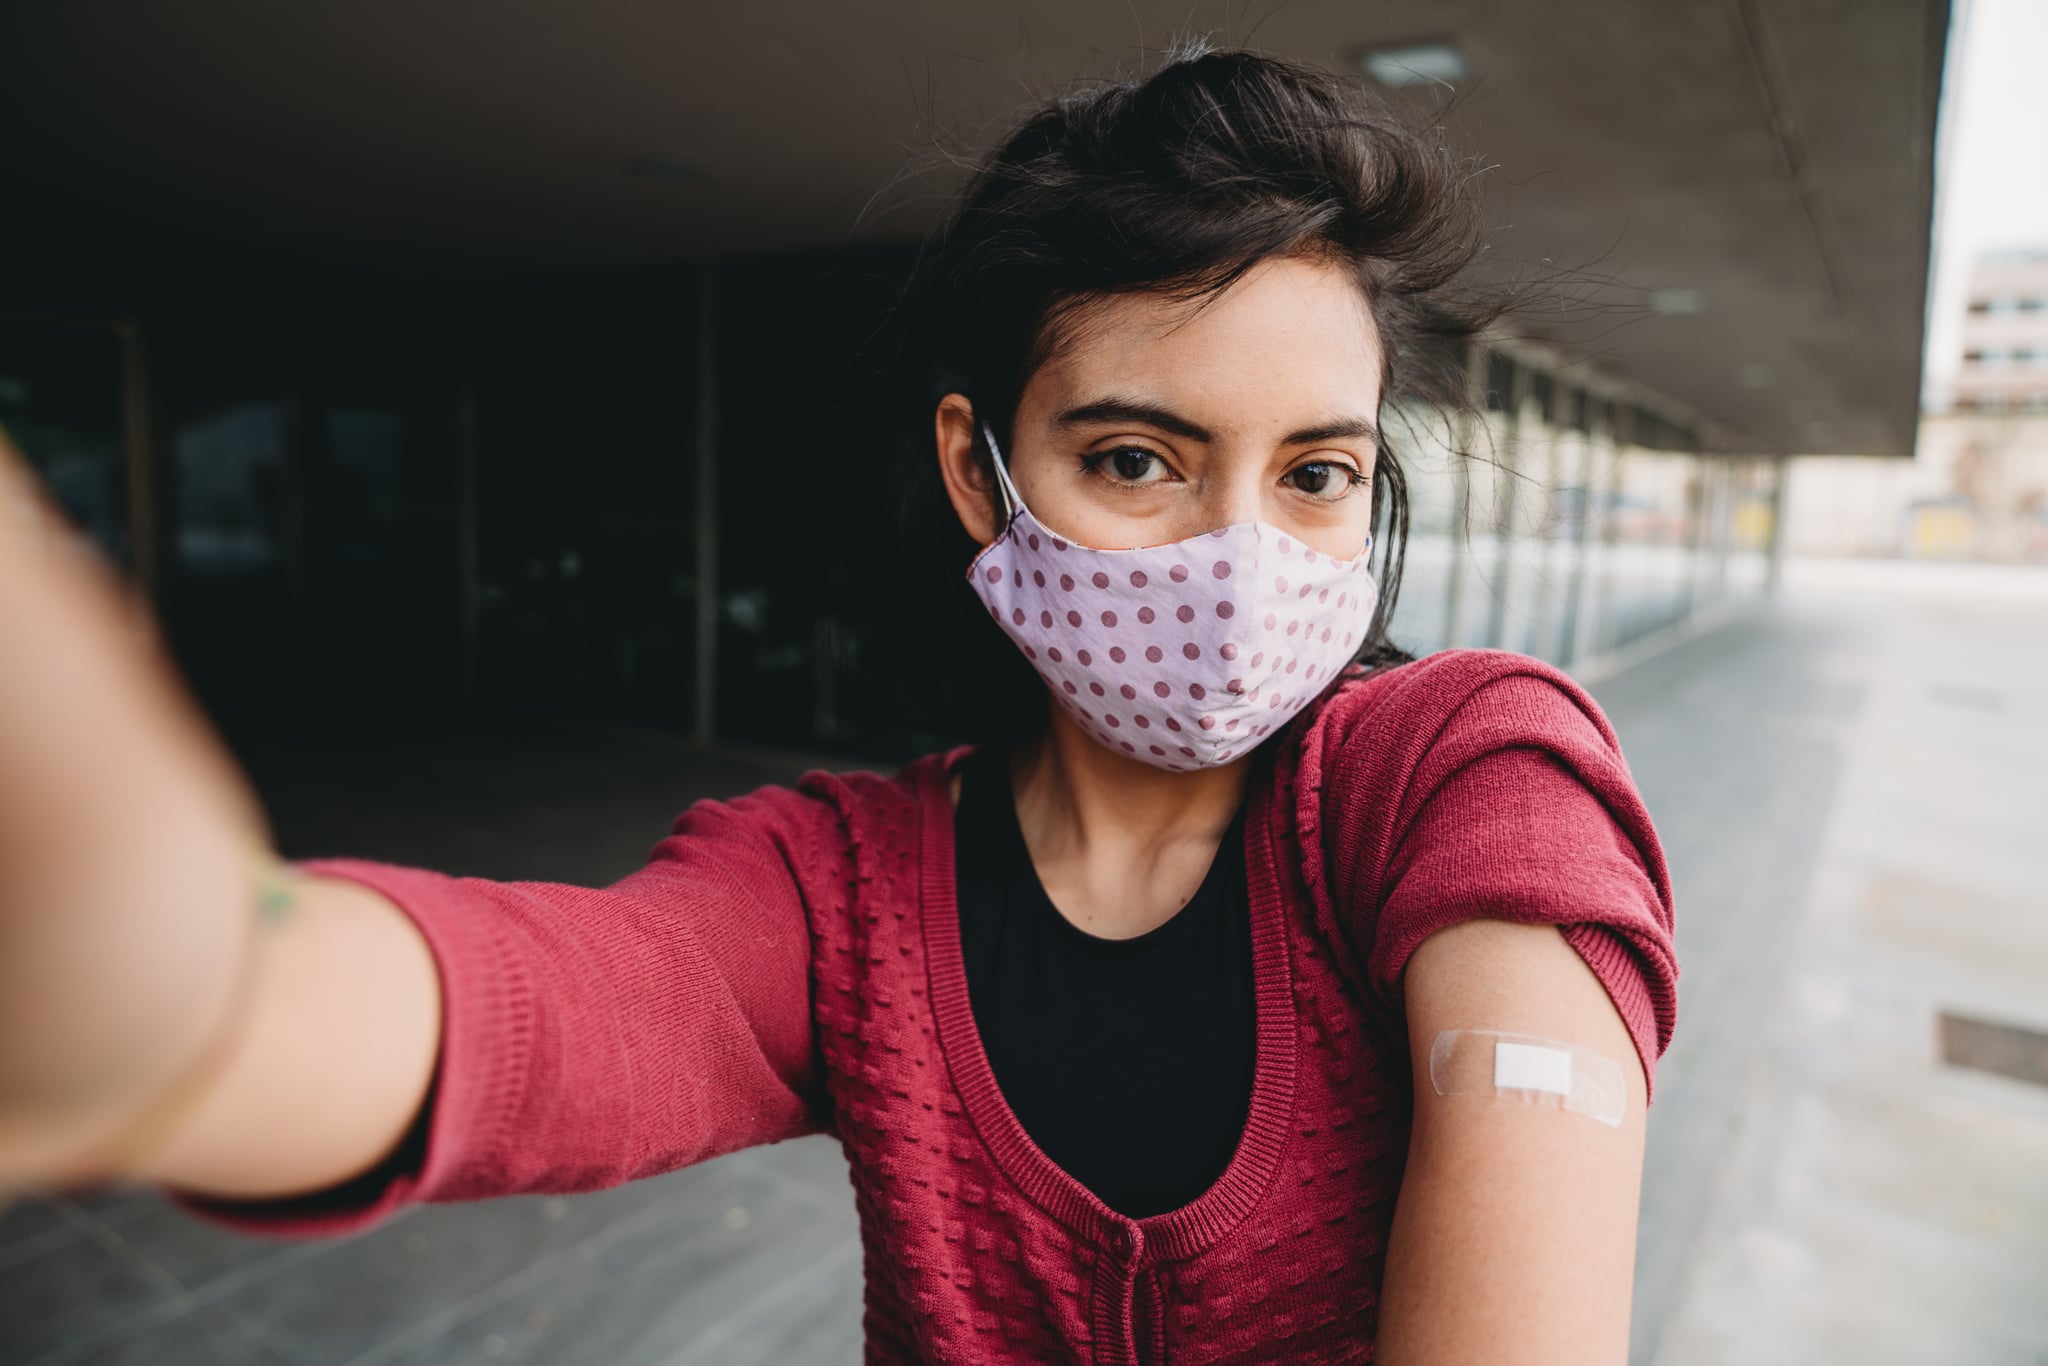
(0, 438, 824, 1221)
(0, 435, 444, 1201)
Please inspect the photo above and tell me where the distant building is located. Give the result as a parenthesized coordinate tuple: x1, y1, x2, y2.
(1786, 248, 2048, 562)
(1955, 247, 2048, 416)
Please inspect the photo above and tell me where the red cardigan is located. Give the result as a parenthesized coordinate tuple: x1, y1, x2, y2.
(193, 650, 1678, 1365)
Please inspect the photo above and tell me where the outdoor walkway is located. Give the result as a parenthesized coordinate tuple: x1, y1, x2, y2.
(1630, 562, 2048, 1366)
(3, 562, 2044, 1365)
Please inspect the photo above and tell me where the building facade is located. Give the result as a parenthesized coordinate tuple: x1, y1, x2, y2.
(1786, 247, 2048, 562)
(1956, 247, 2048, 415)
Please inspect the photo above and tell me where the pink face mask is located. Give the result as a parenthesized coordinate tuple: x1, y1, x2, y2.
(966, 421, 1379, 771)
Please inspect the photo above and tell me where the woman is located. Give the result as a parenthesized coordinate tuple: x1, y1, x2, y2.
(0, 46, 1677, 1365)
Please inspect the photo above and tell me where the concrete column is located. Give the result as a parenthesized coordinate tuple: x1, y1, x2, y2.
(693, 265, 720, 745)
(454, 321, 481, 705)
(1442, 340, 1484, 649)
(1764, 453, 1790, 591)
(279, 369, 311, 653)
(1684, 457, 1714, 616)
(1709, 460, 1735, 603)
(1591, 405, 1634, 661)
(1558, 399, 1605, 668)
(1678, 445, 1712, 622)
(1483, 359, 1534, 651)
(115, 320, 159, 602)
(1531, 381, 1579, 663)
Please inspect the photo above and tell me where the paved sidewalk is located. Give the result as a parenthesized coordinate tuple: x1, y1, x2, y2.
(0, 732, 871, 1366)
(1633, 565, 2048, 1366)
(3, 564, 2043, 1364)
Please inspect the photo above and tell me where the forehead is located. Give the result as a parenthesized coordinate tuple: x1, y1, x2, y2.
(1029, 255, 1385, 427)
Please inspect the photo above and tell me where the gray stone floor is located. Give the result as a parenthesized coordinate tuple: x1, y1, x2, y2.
(0, 729, 871, 1366)
(1637, 564, 2048, 1366)
(5, 565, 2045, 1364)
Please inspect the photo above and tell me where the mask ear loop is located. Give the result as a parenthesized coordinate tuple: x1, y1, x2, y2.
(980, 419, 1022, 528)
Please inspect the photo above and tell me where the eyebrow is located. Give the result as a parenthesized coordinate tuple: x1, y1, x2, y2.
(1052, 397, 1379, 450)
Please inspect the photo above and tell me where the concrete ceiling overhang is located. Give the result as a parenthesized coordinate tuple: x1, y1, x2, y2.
(0, 0, 1946, 457)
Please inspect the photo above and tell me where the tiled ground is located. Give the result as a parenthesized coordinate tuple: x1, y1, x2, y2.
(6, 566, 2042, 1363)
(1637, 566, 2048, 1366)
(0, 729, 868, 1366)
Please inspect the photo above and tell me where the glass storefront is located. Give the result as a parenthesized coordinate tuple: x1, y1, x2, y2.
(0, 319, 130, 567)
(1387, 354, 1781, 675)
(4, 272, 1782, 758)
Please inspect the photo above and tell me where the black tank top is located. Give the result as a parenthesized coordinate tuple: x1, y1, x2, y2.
(953, 745, 1256, 1219)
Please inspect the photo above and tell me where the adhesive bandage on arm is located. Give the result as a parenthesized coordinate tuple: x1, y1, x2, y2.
(1427, 1029, 1627, 1128)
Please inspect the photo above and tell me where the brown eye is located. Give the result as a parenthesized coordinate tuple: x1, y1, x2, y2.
(1110, 448, 1161, 481)
(1287, 462, 1353, 498)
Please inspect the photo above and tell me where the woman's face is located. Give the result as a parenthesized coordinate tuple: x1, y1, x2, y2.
(937, 253, 1384, 561)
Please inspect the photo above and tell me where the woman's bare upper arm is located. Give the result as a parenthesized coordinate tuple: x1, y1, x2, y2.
(1375, 917, 1650, 1366)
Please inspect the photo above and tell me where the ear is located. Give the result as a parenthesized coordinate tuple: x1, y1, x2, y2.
(934, 392, 1001, 546)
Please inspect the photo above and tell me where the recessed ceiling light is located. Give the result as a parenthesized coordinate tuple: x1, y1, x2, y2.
(1648, 288, 1704, 315)
(1358, 41, 1470, 89)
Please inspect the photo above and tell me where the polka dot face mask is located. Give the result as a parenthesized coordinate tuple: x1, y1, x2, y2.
(966, 421, 1378, 771)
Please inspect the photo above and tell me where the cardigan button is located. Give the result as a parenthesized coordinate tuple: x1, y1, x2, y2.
(1109, 1224, 1141, 1261)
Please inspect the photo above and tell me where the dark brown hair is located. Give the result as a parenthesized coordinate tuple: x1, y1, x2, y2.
(878, 42, 1508, 745)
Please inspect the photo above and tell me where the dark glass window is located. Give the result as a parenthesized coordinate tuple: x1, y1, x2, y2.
(0, 320, 128, 564)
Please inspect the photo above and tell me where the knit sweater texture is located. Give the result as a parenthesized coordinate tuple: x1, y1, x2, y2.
(191, 649, 1679, 1364)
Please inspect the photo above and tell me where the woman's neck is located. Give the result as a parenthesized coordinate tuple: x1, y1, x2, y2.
(1003, 706, 1251, 939)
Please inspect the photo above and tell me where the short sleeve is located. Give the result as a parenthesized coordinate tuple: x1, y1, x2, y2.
(175, 783, 837, 1238)
(1375, 743, 1674, 1098)
(1320, 660, 1678, 1102)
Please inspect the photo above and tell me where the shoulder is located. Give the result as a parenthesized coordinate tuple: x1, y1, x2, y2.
(1303, 649, 1619, 767)
(1283, 650, 1653, 894)
(659, 751, 952, 878)
(795, 750, 954, 829)
(1291, 656, 1680, 1099)
(1294, 650, 1628, 810)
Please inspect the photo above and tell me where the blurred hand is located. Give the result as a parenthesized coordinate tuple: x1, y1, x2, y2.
(0, 429, 270, 1189)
